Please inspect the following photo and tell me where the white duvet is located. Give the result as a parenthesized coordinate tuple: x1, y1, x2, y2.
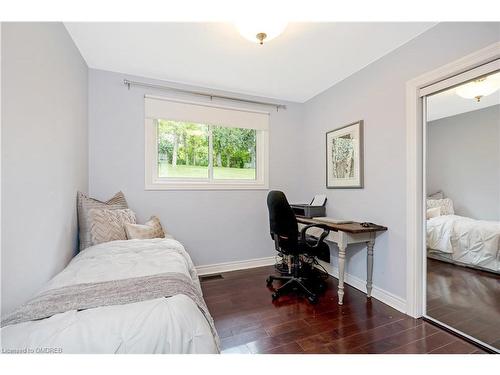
(1, 239, 219, 354)
(426, 215, 500, 272)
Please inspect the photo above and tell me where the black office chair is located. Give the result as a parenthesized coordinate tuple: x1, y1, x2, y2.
(266, 190, 331, 304)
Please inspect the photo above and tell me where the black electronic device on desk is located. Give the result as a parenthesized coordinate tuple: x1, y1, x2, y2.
(290, 195, 327, 218)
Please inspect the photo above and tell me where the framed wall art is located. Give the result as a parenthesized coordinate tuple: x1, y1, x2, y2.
(326, 120, 364, 189)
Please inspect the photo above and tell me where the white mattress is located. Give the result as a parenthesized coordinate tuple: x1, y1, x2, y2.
(426, 214, 500, 273)
(1, 239, 219, 354)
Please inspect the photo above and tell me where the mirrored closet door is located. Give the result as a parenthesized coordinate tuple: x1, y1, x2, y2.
(424, 67, 500, 352)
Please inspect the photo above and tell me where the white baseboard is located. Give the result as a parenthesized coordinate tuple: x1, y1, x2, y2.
(196, 256, 275, 276)
(195, 256, 406, 314)
(315, 260, 407, 314)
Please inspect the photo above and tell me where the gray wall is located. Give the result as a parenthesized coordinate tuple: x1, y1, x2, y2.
(301, 23, 500, 300)
(3, 22, 497, 317)
(427, 105, 500, 221)
(88, 69, 305, 267)
(1, 23, 88, 315)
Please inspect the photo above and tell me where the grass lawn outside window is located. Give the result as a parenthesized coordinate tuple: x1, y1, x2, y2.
(158, 162, 256, 180)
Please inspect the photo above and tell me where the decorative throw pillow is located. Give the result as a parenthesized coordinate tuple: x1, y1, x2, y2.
(88, 208, 136, 246)
(428, 191, 444, 200)
(77, 191, 128, 250)
(125, 216, 166, 240)
(426, 198, 455, 216)
(426, 207, 441, 219)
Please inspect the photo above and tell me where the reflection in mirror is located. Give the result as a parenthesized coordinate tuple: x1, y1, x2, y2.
(425, 70, 500, 351)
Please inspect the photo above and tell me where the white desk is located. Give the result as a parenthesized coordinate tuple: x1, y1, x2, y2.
(297, 217, 387, 305)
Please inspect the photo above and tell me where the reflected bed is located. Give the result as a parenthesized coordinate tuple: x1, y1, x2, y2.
(427, 214, 500, 273)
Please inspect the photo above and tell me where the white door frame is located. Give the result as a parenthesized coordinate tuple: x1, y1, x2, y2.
(405, 41, 500, 318)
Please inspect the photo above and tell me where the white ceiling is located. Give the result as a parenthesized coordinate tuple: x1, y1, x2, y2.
(65, 22, 436, 103)
(427, 71, 500, 122)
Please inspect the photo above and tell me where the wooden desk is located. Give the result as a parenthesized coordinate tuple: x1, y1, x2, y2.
(296, 216, 387, 305)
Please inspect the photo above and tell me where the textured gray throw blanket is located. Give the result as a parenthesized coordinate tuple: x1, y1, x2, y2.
(1, 272, 220, 351)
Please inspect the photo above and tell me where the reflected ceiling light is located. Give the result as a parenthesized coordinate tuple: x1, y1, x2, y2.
(235, 21, 288, 45)
(455, 75, 500, 102)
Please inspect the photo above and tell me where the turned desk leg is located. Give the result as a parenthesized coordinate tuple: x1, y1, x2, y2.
(338, 233, 347, 305)
(366, 236, 375, 298)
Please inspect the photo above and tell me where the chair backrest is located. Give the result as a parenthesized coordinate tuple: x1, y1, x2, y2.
(266, 190, 298, 252)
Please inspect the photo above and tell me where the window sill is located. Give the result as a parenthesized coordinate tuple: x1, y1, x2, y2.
(145, 181, 269, 191)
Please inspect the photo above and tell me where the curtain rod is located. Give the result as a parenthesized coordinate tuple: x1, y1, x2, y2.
(123, 79, 287, 111)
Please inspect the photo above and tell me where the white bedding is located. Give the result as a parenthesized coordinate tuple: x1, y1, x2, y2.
(1, 239, 219, 354)
(426, 214, 500, 272)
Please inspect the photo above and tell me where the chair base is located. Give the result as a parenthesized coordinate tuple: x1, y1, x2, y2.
(266, 275, 323, 304)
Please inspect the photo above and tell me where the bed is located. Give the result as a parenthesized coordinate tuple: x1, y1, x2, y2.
(426, 214, 500, 273)
(1, 238, 220, 354)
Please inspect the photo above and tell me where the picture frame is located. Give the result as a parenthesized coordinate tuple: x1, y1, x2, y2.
(326, 120, 364, 189)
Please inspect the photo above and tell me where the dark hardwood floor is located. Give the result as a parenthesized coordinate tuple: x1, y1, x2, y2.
(201, 265, 486, 354)
(427, 258, 500, 350)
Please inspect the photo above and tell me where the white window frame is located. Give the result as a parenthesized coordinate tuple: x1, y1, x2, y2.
(145, 99, 269, 191)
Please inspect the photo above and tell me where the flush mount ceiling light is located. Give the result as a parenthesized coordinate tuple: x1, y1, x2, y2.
(455, 75, 500, 102)
(235, 21, 288, 45)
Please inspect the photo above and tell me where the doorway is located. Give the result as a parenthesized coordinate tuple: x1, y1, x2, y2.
(405, 42, 500, 353)
(423, 69, 500, 352)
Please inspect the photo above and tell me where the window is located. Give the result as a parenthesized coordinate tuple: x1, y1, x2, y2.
(145, 96, 269, 190)
(157, 121, 210, 179)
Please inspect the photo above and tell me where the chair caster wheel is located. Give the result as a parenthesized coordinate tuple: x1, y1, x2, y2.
(266, 277, 273, 287)
(308, 295, 318, 304)
(271, 292, 279, 301)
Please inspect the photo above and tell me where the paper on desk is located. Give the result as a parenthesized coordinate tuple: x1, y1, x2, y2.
(311, 194, 327, 206)
(314, 217, 353, 224)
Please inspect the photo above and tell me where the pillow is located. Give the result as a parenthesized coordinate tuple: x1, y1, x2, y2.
(426, 198, 454, 216)
(426, 207, 441, 219)
(428, 191, 444, 200)
(125, 216, 165, 240)
(88, 208, 136, 246)
(77, 191, 128, 250)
